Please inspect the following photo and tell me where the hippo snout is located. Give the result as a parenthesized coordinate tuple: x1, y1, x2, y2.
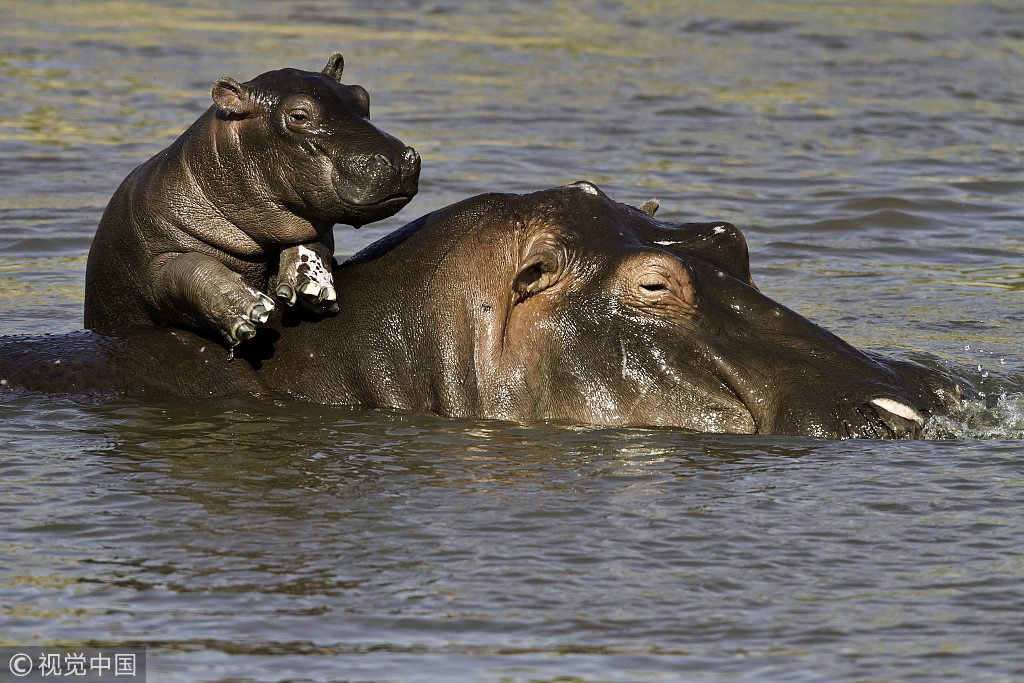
(758, 361, 961, 439)
(331, 145, 420, 220)
(401, 146, 421, 173)
(353, 146, 420, 203)
(835, 385, 954, 439)
(866, 397, 928, 438)
(761, 393, 930, 439)
(364, 146, 420, 178)
(840, 396, 930, 439)
(396, 146, 421, 194)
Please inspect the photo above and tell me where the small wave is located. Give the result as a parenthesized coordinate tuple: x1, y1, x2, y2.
(678, 18, 798, 36)
(925, 393, 1024, 441)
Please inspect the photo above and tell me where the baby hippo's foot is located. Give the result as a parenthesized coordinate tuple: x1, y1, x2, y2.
(151, 251, 277, 349)
(275, 242, 339, 314)
(229, 289, 276, 346)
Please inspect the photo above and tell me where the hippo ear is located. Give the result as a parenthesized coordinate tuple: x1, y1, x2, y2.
(211, 77, 257, 118)
(322, 52, 345, 82)
(512, 250, 562, 303)
(638, 199, 660, 217)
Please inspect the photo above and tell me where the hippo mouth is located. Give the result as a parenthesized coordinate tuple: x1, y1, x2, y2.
(333, 192, 416, 227)
(706, 387, 932, 439)
(327, 147, 420, 224)
(851, 397, 929, 439)
(328, 165, 418, 226)
(718, 369, 954, 439)
(342, 191, 416, 208)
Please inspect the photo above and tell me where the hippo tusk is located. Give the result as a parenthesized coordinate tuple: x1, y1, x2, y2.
(870, 398, 926, 426)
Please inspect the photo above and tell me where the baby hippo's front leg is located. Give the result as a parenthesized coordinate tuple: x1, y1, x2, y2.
(150, 252, 276, 347)
(274, 231, 339, 314)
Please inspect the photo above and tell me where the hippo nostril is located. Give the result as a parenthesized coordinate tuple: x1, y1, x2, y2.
(366, 149, 419, 177)
(367, 152, 392, 171)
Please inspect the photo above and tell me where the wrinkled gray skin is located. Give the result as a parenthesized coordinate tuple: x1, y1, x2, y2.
(84, 53, 420, 347)
(3, 183, 960, 438)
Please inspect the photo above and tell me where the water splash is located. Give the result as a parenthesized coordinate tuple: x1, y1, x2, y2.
(925, 393, 1024, 441)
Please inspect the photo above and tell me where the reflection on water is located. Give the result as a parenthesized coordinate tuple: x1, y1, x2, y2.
(2, 391, 1023, 681)
(1, 0, 1022, 681)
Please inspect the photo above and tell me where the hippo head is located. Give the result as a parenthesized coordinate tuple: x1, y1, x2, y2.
(208, 53, 420, 234)
(388, 183, 959, 438)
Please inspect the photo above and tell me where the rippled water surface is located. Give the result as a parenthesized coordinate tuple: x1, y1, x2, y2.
(1, 1, 1022, 681)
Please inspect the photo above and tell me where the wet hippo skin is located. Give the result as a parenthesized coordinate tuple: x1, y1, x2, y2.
(83, 53, 420, 348)
(2, 183, 960, 438)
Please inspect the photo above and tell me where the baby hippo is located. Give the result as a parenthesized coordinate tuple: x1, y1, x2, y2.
(84, 53, 420, 347)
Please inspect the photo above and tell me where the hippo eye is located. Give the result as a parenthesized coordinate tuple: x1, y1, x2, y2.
(282, 95, 322, 131)
(284, 106, 318, 131)
(637, 274, 671, 295)
(628, 263, 697, 310)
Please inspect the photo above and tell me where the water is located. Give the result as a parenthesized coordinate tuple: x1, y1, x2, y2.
(1, 1, 1022, 681)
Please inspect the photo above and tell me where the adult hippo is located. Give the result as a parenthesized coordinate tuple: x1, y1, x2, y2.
(85, 53, 420, 347)
(0, 183, 959, 438)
